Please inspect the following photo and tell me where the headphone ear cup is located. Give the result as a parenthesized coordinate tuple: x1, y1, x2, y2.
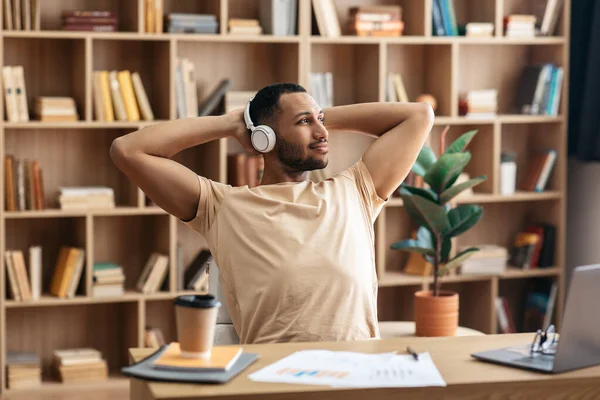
(251, 125, 276, 153)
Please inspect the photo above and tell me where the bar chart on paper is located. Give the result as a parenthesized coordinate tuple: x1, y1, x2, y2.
(248, 350, 447, 388)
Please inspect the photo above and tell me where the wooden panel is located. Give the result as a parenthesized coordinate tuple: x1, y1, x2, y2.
(384, 206, 413, 273)
(93, 215, 171, 293)
(311, 0, 425, 36)
(377, 285, 422, 321)
(387, 44, 452, 116)
(4, 128, 138, 208)
(4, 38, 86, 121)
(311, 43, 379, 106)
(5, 302, 139, 378)
(442, 280, 494, 334)
(5, 217, 87, 298)
(452, 0, 497, 28)
(38, 0, 139, 32)
(91, 39, 171, 120)
(145, 299, 177, 345)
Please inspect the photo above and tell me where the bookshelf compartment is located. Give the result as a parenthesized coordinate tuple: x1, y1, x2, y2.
(458, 44, 564, 116)
(498, 276, 558, 333)
(145, 299, 177, 345)
(176, 41, 300, 102)
(3, 38, 86, 122)
(227, 0, 299, 36)
(310, 43, 379, 106)
(162, 0, 222, 34)
(4, 128, 138, 210)
(501, 123, 561, 193)
(4, 217, 87, 300)
(92, 39, 170, 121)
(386, 43, 452, 116)
(502, 0, 564, 37)
(430, 123, 495, 194)
(311, 0, 425, 36)
(5, 301, 139, 382)
(33, 0, 138, 32)
(449, 0, 496, 35)
(440, 279, 493, 334)
(93, 215, 171, 295)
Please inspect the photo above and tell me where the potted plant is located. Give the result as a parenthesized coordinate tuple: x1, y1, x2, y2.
(391, 127, 487, 337)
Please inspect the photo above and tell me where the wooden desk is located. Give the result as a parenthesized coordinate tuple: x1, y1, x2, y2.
(129, 333, 600, 400)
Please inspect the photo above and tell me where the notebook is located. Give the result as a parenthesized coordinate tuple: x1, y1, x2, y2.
(121, 345, 259, 384)
(152, 342, 243, 372)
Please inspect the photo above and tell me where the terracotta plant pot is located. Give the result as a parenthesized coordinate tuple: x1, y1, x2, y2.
(414, 290, 459, 337)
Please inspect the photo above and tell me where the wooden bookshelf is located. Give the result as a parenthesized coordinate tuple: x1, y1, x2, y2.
(0, 0, 569, 394)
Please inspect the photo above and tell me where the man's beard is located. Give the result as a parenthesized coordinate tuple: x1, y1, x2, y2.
(276, 136, 327, 171)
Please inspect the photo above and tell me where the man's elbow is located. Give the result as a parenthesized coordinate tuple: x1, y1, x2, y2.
(110, 136, 135, 169)
(416, 101, 435, 127)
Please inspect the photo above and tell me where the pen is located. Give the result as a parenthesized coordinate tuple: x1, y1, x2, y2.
(406, 345, 420, 361)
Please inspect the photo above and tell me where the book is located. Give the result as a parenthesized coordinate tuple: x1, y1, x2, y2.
(152, 342, 243, 372)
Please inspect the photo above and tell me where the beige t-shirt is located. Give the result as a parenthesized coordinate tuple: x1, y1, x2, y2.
(184, 159, 388, 344)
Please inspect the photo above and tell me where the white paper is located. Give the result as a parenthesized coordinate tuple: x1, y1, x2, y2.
(248, 350, 447, 388)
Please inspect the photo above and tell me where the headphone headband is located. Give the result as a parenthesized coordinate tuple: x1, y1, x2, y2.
(243, 97, 255, 131)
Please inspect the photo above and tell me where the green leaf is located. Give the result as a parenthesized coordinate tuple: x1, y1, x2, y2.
(437, 247, 480, 276)
(446, 204, 483, 237)
(411, 146, 437, 177)
(424, 152, 472, 193)
(440, 236, 452, 263)
(444, 130, 478, 154)
(399, 183, 438, 203)
(390, 240, 435, 256)
(439, 175, 487, 204)
(400, 188, 449, 236)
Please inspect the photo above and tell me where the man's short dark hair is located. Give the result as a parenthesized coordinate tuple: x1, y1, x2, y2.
(249, 82, 307, 127)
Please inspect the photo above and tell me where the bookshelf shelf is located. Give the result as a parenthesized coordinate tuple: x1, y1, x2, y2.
(0, 0, 569, 394)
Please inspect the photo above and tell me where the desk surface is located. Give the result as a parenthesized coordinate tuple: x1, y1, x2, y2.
(129, 333, 600, 400)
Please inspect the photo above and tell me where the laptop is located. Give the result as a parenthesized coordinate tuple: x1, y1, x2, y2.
(471, 264, 600, 373)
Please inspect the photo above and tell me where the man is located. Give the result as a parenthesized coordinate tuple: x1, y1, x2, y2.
(110, 82, 433, 344)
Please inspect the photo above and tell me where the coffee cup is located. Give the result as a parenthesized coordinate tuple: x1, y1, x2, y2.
(174, 294, 221, 359)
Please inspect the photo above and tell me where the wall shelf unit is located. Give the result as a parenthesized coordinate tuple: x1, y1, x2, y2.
(0, 0, 569, 395)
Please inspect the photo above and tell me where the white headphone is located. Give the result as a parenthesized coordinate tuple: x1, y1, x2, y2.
(244, 97, 276, 153)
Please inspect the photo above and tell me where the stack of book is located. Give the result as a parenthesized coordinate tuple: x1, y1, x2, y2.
(167, 13, 218, 34)
(92, 262, 125, 298)
(3, 0, 41, 30)
(386, 72, 409, 103)
(504, 14, 536, 37)
(431, 0, 458, 36)
(458, 89, 497, 118)
(259, 0, 297, 36)
(2, 65, 29, 122)
(49, 246, 85, 298)
(465, 22, 494, 37)
(58, 186, 115, 210)
(175, 58, 198, 119)
(6, 351, 41, 389)
(61, 10, 118, 32)
(520, 149, 557, 193)
(4, 155, 45, 211)
(228, 19, 262, 35)
(182, 250, 212, 291)
(34, 97, 78, 122)
(347, 6, 404, 36)
(93, 70, 154, 122)
(4, 247, 41, 301)
(459, 245, 508, 275)
(136, 252, 169, 294)
(310, 72, 333, 108)
(53, 348, 108, 383)
(144, 327, 166, 348)
(514, 63, 563, 116)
